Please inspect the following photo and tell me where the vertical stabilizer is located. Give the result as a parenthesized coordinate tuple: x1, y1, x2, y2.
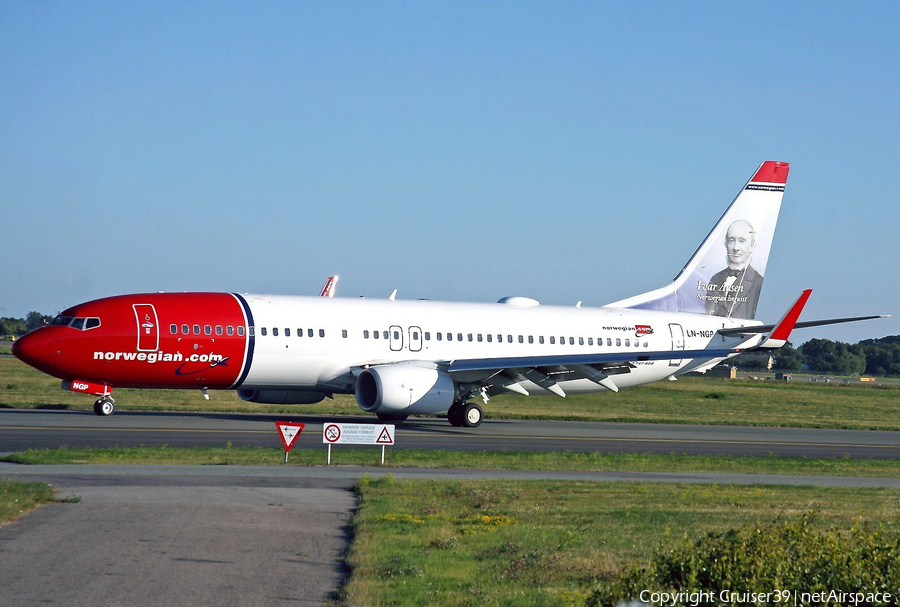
(607, 161, 789, 319)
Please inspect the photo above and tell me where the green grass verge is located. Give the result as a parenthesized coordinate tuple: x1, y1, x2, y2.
(0, 480, 61, 525)
(340, 477, 900, 606)
(4, 445, 900, 478)
(2, 356, 899, 429)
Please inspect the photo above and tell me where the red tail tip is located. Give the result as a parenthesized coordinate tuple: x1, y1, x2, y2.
(752, 161, 790, 184)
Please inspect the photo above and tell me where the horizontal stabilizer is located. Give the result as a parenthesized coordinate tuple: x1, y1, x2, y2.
(718, 315, 889, 336)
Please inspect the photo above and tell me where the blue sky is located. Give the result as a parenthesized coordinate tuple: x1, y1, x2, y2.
(2, 2, 897, 344)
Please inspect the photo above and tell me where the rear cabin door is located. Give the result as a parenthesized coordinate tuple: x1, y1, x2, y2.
(668, 323, 685, 366)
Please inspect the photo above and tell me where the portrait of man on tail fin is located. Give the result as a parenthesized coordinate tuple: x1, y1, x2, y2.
(704, 219, 763, 319)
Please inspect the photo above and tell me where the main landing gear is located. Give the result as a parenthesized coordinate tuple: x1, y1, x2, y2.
(447, 402, 483, 428)
(93, 396, 115, 416)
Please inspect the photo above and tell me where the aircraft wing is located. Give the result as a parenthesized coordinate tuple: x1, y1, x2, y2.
(446, 345, 739, 396)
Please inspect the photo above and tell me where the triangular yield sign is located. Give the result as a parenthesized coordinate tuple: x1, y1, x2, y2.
(375, 426, 393, 444)
(276, 421, 305, 452)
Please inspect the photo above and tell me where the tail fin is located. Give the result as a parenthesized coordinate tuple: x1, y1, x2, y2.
(607, 161, 789, 319)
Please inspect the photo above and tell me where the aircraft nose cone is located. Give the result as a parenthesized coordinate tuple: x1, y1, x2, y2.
(12, 329, 59, 372)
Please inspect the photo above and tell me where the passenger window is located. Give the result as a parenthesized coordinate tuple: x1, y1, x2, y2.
(507, 335, 512, 343)
(447, 333, 453, 342)
(393, 331, 400, 340)
(261, 327, 268, 336)
(216, 326, 223, 336)
(625, 338, 630, 346)
(342, 329, 348, 338)
(227, 326, 234, 336)
(364, 330, 370, 338)
(424, 332, 431, 340)
(272, 328, 279, 337)
(539, 336, 544, 344)
(193, 325, 201, 335)
(560, 336, 565, 345)
(297, 328, 303, 337)
(248, 326, 254, 336)
(204, 325, 211, 336)
(413, 331, 419, 340)
(238, 326, 245, 336)
(607, 338, 613, 346)
(518, 335, 524, 344)
(550, 336, 556, 344)
(467, 333, 473, 342)
(437, 333, 442, 341)
(487, 334, 492, 342)
(616, 338, 621, 347)
(381, 331, 387, 339)
(285, 328, 291, 337)
(458, 333, 463, 341)
(309, 329, 315, 338)
(182, 324, 189, 335)
(170, 324, 178, 334)
(588, 337, 593, 346)
(643, 341, 649, 348)
(320, 329, 326, 338)
(528, 335, 533, 344)
(579, 337, 584, 345)
(374, 330, 379, 339)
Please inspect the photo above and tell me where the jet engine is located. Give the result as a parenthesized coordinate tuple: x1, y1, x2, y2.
(237, 389, 328, 404)
(355, 363, 457, 417)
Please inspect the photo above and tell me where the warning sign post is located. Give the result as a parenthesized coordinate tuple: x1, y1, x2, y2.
(276, 421, 306, 463)
(322, 423, 395, 465)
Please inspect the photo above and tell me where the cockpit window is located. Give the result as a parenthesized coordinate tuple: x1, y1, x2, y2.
(50, 316, 100, 330)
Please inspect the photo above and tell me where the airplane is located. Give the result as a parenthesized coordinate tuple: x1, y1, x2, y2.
(13, 161, 886, 426)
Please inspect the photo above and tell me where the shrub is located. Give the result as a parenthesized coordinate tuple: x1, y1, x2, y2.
(588, 514, 900, 606)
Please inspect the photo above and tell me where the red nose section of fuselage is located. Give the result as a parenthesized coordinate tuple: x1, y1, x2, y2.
(12, 327, 67, 379)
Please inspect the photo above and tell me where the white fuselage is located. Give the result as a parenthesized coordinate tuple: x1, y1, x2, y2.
(239, 294, 762, 394)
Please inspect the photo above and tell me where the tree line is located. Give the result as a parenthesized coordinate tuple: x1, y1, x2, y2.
(3, 311, 898, 377)
(1, 312, 54, 338)
(739, 335, 900, 377)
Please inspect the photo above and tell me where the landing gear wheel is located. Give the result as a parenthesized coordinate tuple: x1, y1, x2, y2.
(447, 403, 464, 427)
(461, 402, 483, 428)
(93, 396, 115, 416)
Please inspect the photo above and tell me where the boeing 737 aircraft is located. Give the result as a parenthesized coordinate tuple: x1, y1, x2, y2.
(13, 161, 885, 426)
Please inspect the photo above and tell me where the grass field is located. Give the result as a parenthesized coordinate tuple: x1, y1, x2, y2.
(0, 481, 61, 525)
(6, 445, 900, 478)
(2, 356, 899, 429)
(340, 477, 900, 606)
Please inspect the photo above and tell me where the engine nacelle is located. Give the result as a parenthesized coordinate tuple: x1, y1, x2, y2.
(355, 363, 457, 416)
(237, 389, 328, 404)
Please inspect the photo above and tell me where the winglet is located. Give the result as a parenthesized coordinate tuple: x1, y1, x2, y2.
(759, 289, 812, 348)
(320, 275, 338, 297)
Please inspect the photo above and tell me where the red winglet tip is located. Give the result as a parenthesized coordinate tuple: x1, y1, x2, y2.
(751, 161, 790, 184)
(769, 289, 812, 341)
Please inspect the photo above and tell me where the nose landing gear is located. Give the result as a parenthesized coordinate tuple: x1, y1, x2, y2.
(93, 396, 115, 416)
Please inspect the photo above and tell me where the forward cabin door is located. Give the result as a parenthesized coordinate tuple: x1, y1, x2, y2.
(133, 304, 159, 352)
(668, 323, 685, 366)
